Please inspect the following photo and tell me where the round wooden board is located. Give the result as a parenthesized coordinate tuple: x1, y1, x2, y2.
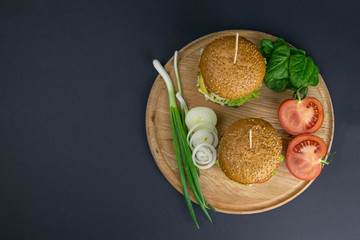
(146, 30, 334, 214)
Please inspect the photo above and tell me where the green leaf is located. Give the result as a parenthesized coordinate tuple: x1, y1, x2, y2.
(261, 39, 274, 48)
(224, 86, 261, 106)
(264, 78, 289, 92)
(290, 48, 306, 55)
(286, 81, 298, 91)
(259, 48, 268, 60)
(273, 38, 286, 48)
(263, 46, 273, 55)
(259, 38, 321, 95)
(260, 39, 274, 59)
(289, 55, 315, 88)
(207, 85, 262, 107)
(307, 65, 320, 86)
(264, 45, 290, 81)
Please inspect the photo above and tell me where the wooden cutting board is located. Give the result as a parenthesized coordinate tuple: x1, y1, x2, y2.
(146, 30, 334, 214)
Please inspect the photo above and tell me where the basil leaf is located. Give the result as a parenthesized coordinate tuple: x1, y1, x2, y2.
(264, 45, 290, 81)
(289, 55, 314, 88)
(290, 48, 306, 55)
(307, 65, 320, 86)
(264, 78, 289, 92)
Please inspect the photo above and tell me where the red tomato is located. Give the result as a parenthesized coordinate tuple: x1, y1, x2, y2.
(278, 97, 324, 135)
(286, 134, 327, 181)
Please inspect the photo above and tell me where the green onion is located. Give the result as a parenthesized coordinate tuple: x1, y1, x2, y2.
(174, 51, 187, 130)
(153, 58, 213, 228)
(174, 51, 182, 96)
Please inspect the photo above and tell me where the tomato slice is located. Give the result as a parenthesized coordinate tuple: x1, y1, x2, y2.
(286, 134, 327, 181)
(256, 173, 273, 184)
(278, 97, 324, 135)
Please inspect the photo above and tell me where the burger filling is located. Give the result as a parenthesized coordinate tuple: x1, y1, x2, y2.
(256, 155, 284, 184)
(197, 73, 261, 108)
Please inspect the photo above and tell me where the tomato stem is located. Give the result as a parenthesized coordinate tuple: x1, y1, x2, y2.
(292, 86, 308, 102)
(320, 159, 329, 166)
(320, 151, 336, 167)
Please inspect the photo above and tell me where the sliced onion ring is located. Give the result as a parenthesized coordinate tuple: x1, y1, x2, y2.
(194, 146, 213, 164)
(187, 123, 218, 148)
(192, 143, 217, 170)
(189, 129, 218, 151)
(189, 129, 214, 150)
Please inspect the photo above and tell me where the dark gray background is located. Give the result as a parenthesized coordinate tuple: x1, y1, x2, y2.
(0, 0, 359, 239)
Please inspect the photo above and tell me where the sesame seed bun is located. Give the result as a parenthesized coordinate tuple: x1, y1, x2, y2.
(199, 35, 266, 100)
(218, 118, 282, 184)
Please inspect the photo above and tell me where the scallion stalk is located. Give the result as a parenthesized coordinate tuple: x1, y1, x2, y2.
(153, 59, 213, 228)
(153, 59, 199, 228)
(174, 51, 187, 130)
(165, 55, 214, 209)
(174, 51, 199, 178)
(174, 51, 182, 96)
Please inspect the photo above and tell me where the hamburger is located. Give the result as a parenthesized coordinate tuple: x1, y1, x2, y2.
(218, 118, 283, 185)
(198, 35, 266, 107)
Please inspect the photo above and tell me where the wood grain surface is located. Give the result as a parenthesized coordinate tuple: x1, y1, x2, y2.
(146, 30, 334, 214)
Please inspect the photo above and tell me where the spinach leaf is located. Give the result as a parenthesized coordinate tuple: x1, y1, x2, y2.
(307, 65, 320, 86)
(290, 48, 306, 55)
(259, 39, 274, 59)
(286, 81, 298, 91)
(289, 55, 314, 88)
(264, 78, 289, 92)
(261, 39, 273, 49)
(259, 37, 321, 98)
(264, 45, 290, 81)
(273, 38, 286, 48)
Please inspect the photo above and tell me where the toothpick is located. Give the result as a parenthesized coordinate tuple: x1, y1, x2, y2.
(233, 33, 239, 64)
(249, 128, 252, 149)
